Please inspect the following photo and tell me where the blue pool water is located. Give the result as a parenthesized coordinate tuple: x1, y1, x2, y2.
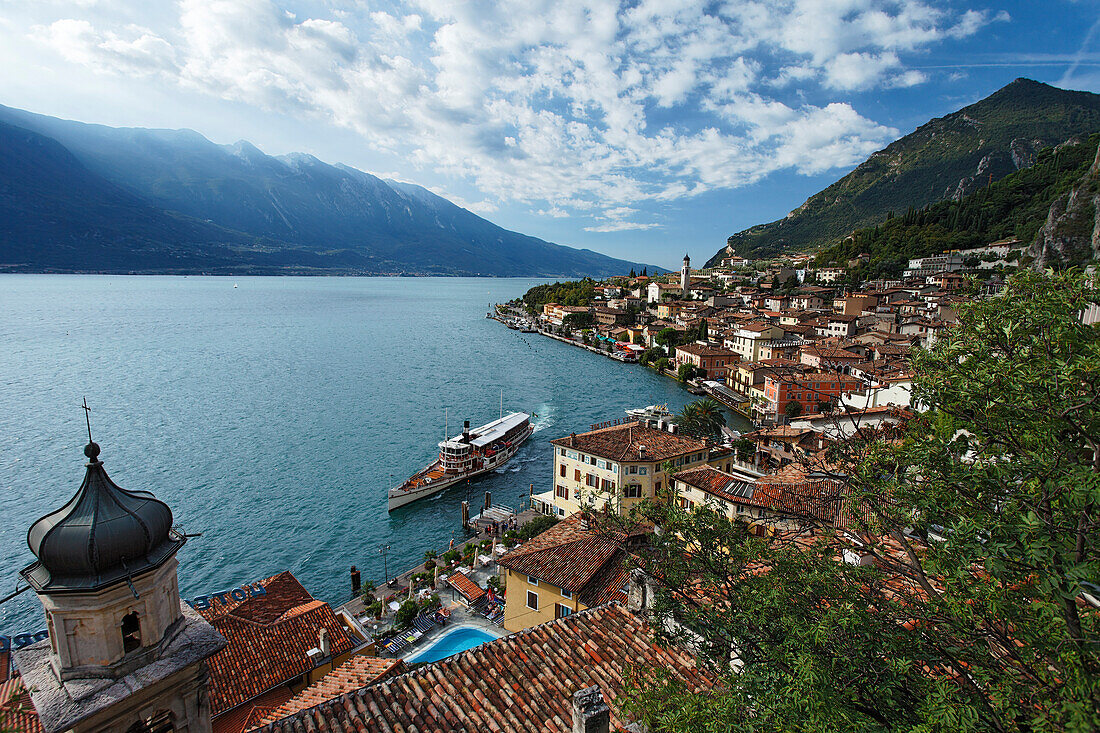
(0, 275, 751, 635)
(405, 625, 500, 663)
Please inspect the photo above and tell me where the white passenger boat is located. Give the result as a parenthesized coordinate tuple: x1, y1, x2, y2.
(388, 412, 534, 511)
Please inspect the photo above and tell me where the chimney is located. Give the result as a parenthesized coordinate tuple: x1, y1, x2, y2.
(579, 511, 590, 532)
(572, 686, 611, 733)
(569, 432, 577, 447)
(638, 445, 647, 459)
(319, 627, 330, 657)
(626, 569, 647, 614)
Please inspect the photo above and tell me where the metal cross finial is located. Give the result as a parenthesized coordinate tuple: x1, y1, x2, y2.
(82, 396, 93, 443)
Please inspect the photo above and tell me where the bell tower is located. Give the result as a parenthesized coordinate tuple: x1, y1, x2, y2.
(681, 253, 690, 297)
(13, 437, 226, 733)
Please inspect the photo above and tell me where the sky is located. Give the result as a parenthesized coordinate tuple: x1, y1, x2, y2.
(1, 1, 1098, 270)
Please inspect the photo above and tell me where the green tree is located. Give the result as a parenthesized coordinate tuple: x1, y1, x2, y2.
(654, 357, 670, 372)
(783, 399, 802, 418)
(563, 311, 594, 329)
(656, 327, 680, 355)
(619, 270, 1100, 732)
(676, 398, 726, 438)
(676, 363, 695, 383)
(395, 599, 419, 628)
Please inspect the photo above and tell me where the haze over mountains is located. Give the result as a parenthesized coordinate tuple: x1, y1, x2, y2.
(706, 79, 1100, 267)
(0, 106, 654, 276)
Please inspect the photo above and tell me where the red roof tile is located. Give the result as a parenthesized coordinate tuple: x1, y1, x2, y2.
(252, 656, 406, 730)
(0, 676, 43, 733)
(259, 604, 711, 733)
(447, 571, 486, 604)
(499, 514, 634, 606)
(551, 422, 708, 462)
(200, 572, 359, 718)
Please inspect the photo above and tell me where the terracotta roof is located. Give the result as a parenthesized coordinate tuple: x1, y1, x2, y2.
(252, 656, 406, 730)
(498, 514, 633, 606)
(0, 675, 43, 733)
(447, 571, 486, 604)
(550, 422, 708, 463)
(199, 572, 359, 717)
(675, 466, 758, 506)
(259, 604, 711, 733)
(215, 687, 295, 733)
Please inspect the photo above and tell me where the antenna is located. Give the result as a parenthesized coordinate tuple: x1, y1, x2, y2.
(500, 389, 503, 420)
(445, 407, 449, 441)
(81, 396, 93, 443)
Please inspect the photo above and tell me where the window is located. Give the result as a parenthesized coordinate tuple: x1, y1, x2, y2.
(527, 575, 539, 586)
(556, 485, 569, 500)
(127, 711, 174, 733)
(586, 473, 597, 487)
(527, 591, 539, 610)
(558, 507, 566, 516)
(654, 481, 661, 494)
(559, 464, 566, 478)
(559, 448, 566, 456)
(601, 478, 612, 491)
(628, 465, 637, 474)
(625, 484, 642, 498)
(121, 611, 141, 654)
(561, 588, 572, 599)
(555, 604, 572, 619)
(639, 467, 648, 475)
(574, 469, 581, 481)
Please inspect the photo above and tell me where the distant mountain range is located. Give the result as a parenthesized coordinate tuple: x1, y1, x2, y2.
(0, 106, 654, 276)
(706, 79, 1100, 267)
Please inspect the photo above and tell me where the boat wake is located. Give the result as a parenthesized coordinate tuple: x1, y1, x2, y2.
(531, 404, 554, 433)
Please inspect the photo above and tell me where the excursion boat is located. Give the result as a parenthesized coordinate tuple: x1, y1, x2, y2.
(388, 412, 534, 511)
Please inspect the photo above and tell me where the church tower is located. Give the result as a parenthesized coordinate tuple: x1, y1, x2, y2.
(681, 253, 690, 297)
(14, 438, 226, 733)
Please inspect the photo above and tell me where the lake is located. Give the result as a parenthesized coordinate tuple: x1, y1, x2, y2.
(0, 275, 748, 634)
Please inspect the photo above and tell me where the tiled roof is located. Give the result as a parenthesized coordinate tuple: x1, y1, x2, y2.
(675, 466, 759, 506)
(498, 514, 633, 606)
(0, 676, 43, 733)
(253, 656, 406, 730)
(199, 572, 359, 717)
(550, 422, 707, 462)
(259, 604, 711, 733)
(447, 571, 486, 604)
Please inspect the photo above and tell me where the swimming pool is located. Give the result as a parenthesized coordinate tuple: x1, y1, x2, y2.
(405, 625, 501, 664)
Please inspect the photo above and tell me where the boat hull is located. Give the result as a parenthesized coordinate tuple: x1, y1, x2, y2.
(387, 423, 534, 511)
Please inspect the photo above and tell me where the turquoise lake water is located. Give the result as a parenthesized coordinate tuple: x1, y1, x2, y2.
(0, 275, 749, 635)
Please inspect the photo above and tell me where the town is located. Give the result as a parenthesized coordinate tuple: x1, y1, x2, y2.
(5, 239, 1094, 732)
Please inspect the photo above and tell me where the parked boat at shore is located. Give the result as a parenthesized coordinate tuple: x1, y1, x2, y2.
(388, 412, 534, 511)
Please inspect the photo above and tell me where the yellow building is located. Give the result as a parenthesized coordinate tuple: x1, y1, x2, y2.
(535, 422, 733, 518)
(497, 514, 632, 632)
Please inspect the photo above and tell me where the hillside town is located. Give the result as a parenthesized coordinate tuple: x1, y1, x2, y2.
(6, 237, 1093, 733)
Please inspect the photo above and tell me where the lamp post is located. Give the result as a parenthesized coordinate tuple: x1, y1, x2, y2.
(379, 544, 391, 585)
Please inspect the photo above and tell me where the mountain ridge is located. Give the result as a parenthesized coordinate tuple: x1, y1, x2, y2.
(0, 105, 656, 276)
(706, 79, 1100, 267)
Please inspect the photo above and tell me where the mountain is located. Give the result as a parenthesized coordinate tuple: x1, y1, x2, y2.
(706, 79, 1100, 266)
(0, 106, 653, 276)
(810, 134, 1100, 278)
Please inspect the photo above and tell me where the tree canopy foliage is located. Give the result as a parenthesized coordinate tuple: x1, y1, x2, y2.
(618, 270, 1100, 732)
(522, 279, 596, 309)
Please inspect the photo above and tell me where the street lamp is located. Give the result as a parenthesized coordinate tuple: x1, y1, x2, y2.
(379, 544, 391, 586)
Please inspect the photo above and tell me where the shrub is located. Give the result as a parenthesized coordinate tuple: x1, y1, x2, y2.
(395, 600, 419, 628)
(517, 515, 560, 541)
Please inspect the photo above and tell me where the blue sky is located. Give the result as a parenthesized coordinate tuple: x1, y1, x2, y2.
(1, 1, 1097, 270)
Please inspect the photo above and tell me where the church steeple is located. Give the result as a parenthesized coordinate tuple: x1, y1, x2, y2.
(681, 253, 691, 297)
(13, 428, 226, 733)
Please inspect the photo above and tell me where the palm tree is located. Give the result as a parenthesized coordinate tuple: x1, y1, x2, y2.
(677, 398, 726, 438)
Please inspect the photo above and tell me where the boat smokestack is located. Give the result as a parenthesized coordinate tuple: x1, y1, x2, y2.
(350, 566, 361, 596)
(463, 420, 471, 441)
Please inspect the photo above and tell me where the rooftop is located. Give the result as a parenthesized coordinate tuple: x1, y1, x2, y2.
(258, 604, 710, 733)
(198, 572, 359, 718)
(254, 656, 406, 729)
(498, 514, 635, 606)
(550, 421, 708, 462)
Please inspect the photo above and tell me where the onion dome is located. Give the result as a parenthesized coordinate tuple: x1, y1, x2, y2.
(20, 442, 185, 593)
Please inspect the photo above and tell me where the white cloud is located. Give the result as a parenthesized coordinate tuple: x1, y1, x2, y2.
(584, 221, 662, 232)
(24, 0, 1000, 225)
